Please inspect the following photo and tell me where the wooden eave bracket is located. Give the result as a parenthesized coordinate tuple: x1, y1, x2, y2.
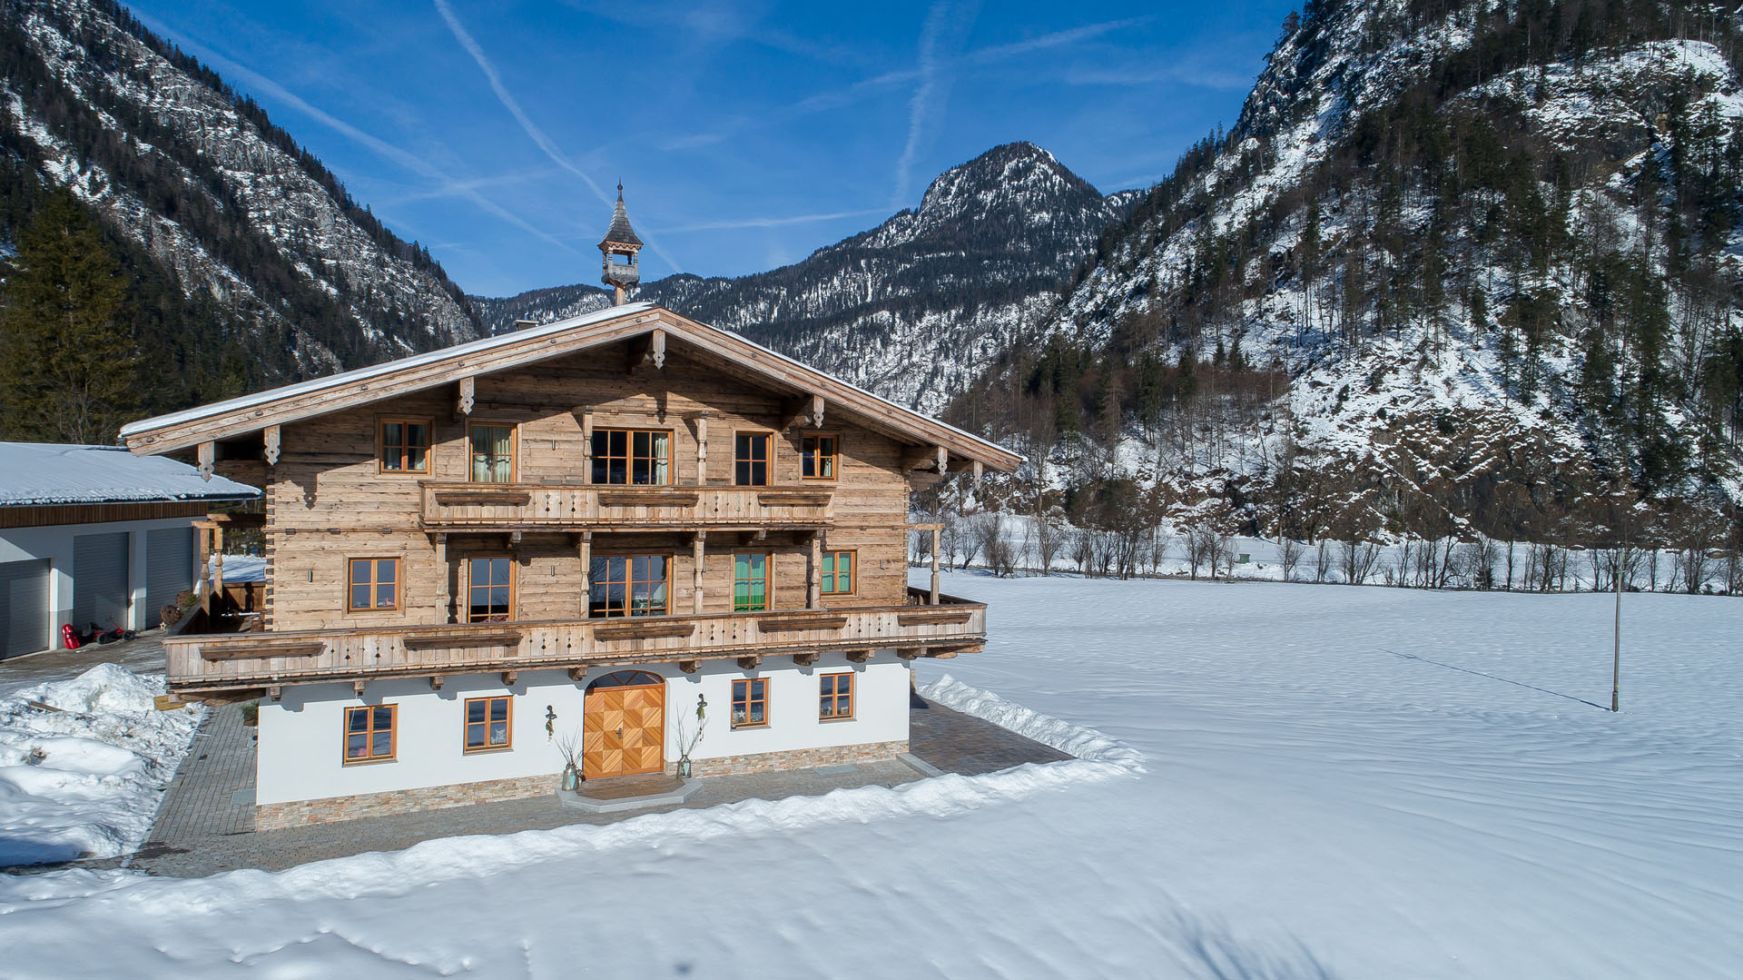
(263, 425, 281, 466)
(501, 670, 519, 688)
(792, 652, 819, 667)
(736, 655, 761, 671)
(197, 441, 215, 482)
(456, 376, 476, 419)
(845, 650, 871, 663)
(678, 659, 700, 674)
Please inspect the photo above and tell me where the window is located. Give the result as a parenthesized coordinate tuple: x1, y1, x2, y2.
(819, 673, 854, 721)
(463, 696, 512, 752)
(731, 677, 768, 729)
(821, 550, 855, 596)
(801, 434, 838, 481)
(379, 418, 432, 473)
(732, 552, 769, 612)
(591, 428, 672, 485)
(734, 432, 771, 486)
(344, 705, 396, 763)
(347, 558, 400, 612)
(588, 554, 671, 618)
(467, 557, 514, 622)
(468, 423, 515, 483)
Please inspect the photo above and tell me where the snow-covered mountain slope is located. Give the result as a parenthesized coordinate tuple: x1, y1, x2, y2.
(966, 0, 1743, 543)
(0, 0, 479, 388)
(472, 142, 1130, 413)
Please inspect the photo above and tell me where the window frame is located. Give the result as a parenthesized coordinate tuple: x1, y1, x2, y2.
(342, 704, 397, 764)
(345, 557, 402, 613)
(820, 549, 856, 597)
(733, 430, 773, 487)
(376, 416, 434, 475)
(465, 555, 516, 623)
(819, 672, 855, 722)
(590, 427, 675, 486)
(587, 552, 675, 618)
(732, 550, 773, 613)
(462, 695, 513, 753)
(466, 420, 519, 484)
(731, 676, 770, 730)
(801, 432, 840, 482)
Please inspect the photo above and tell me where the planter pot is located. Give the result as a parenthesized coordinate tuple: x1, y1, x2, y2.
(561, 763, 579, 792)
(677, 758, 693, 779)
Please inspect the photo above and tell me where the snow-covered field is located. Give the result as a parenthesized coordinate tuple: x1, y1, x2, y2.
(1, 573, 1739, 978)
(0, 666, 202, 867)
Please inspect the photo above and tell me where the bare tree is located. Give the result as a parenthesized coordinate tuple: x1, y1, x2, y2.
(974, 513, 1017, 578)
(1184, 526, 1218, 580)
(1314, 539, 1332, 583)
(1339, 539, 1381, 585)
(1034, 516, 1064, 575)
(1071, 528, 1095, 576)
(1279, 537, 1304, 582)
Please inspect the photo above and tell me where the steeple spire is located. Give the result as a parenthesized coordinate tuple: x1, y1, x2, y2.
(600, 181, 643, 305)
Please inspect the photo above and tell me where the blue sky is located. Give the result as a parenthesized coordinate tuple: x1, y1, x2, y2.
(126, 0, 1298, 296)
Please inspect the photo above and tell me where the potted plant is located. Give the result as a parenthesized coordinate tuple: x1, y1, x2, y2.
(554, 730, 582, 792)
(673, 693, 707, 779)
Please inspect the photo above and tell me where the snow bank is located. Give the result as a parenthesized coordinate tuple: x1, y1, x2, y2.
(0, 665, 202, 866)
(920, 673, 1145, 772)
(0, 443, 256, 506)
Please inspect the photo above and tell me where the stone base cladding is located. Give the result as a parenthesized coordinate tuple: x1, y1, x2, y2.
(680, 739, 907, 777)
(255, 773, 554, 830)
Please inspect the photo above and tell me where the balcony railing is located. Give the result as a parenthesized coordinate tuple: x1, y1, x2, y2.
(164, 593, 986, 695)
(419, 482, 834, 531)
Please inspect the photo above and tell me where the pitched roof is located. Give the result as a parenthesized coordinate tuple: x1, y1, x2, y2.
(0, 443, 259, 507)
(119, 304, 1023, 472)
(600, 183, 642, 248)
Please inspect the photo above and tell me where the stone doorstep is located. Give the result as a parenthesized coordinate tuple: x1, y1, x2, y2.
(255, 740, 910, 830)
(557, 777, 704, 814)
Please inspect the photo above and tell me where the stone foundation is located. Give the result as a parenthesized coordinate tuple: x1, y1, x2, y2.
(256, 741, 910, 829)
(680, 739, 908, 777)
(255, 772, 554, 830)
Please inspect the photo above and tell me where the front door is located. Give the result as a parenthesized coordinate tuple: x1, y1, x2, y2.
(582, 673, 666, 779)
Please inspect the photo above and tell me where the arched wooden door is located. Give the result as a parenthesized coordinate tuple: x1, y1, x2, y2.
(582, 671, 666, 779)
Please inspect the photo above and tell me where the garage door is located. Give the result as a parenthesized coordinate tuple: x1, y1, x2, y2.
(0, 559, 51, 659)
(73, 532, 130, 633)
(144, 527, 193, 629)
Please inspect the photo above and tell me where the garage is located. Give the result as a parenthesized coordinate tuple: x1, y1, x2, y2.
(0, 558, 51, 659)
(73, 531, 130, 633)
(145, 527, 194, 628)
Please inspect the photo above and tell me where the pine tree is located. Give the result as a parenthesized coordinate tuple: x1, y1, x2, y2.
(0, 190, 141, 443)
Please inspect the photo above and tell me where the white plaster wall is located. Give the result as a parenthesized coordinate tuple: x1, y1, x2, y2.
(256, 653, 912, 805)
(0, 516, 197, 649)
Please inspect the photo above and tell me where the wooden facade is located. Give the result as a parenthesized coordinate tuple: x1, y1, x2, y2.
(131, 306, 1019, 697)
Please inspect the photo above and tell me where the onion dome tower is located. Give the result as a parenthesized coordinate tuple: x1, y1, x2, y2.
(600, 181, 643, 305)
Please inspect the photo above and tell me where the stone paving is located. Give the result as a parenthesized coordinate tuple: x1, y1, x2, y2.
(63, 688, 1073, 878)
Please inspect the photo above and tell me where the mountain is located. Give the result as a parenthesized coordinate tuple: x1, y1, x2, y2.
(0, 0, 480, 417)
(957, 0, 1743, 549)
(471, 142, 1133, 413)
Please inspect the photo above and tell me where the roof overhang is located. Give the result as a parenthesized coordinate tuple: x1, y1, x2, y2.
(119, 304, 1023, 472)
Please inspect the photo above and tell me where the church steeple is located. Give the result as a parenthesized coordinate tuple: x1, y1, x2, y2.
(600, 181, 642, 305)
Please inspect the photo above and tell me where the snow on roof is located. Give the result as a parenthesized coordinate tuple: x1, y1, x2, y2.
(0, 443, 259, 507)
(119, 302, 656, 440)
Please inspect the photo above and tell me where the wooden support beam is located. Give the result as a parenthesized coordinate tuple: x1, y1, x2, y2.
(810, 393, 825, 429)
(267, 685, 281, 702)
(930, 526, 941, 605)
(846, 650, 871, 664)
(577, 531, 593, 606)
(501, 670, 519, 688)
(808, 532, 822, 610)
(263, 425, 281, 466)
(456, 376, 476, 418)
(568, 667, 587, 683)
(429, 674, 445, 691)
(651, 327, 666, 369)
(692, 531, 706, 615)
(578, 409, 593, 482)
(353, 679, 367, 696)
(694, 416, 708, 483)
(196, 440, 215, 482)
(935, 445, 948, 474)
(432, 533, 451, 624)
(972, 459, 983, 491)
(736, 655, 761, 671)
(792, 652, 819, 667)
(898, 649, 922, 662)
(678, 659, 700, 675)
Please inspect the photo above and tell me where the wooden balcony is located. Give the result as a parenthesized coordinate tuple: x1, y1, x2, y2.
(418, 482, 834, 532)
(164, 590, 986, 696)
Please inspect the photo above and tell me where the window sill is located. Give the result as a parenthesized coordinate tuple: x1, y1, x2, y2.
(463, 745, 513, 755)
(341, 756, 397, 767)
(819, 716, 856, 724)
(730, 722, 770, 731)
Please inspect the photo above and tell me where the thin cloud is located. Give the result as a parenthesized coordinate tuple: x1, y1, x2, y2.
(432, 0, 684, 272)
(655, 207, 890, 234)
(892, 0, 981, 209)
(132, 12, 579, 255)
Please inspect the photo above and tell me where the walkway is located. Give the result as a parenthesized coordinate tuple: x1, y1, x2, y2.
(123, 692, 1071, 878)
